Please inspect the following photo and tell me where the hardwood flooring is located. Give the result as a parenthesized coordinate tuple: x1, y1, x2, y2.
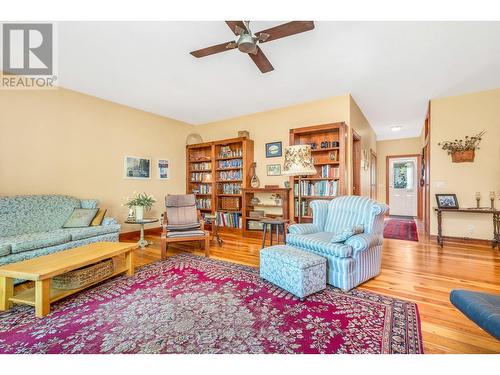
(14, 223, 500, 354)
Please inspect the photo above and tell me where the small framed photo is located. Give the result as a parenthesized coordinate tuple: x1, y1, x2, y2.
(266, 164, 281, 176)
(124, 156, 151, 179)
(265, 141, 282, 158)
(435, 194, 459, 209)
(157, 159, 170, 180)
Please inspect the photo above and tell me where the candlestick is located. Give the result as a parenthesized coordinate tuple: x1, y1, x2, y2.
(490, 191, 496, 209)
(475, 192, 481, 208)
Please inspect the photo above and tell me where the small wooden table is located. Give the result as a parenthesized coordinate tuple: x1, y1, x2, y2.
(124, 218, 159, 249)
(203, 214, 223, 246)
(435, 207, 500, 249)
(261, 218, 288, 249)
(0, 242, 137, 317)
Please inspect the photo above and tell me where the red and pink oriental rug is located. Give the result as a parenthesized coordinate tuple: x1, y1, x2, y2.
(0, 254, 423, 354)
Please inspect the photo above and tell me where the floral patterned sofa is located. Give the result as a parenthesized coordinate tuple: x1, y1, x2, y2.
(0, 195, 120, 273)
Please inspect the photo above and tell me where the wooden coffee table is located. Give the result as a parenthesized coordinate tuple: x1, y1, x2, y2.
(0, 242, 137, 317)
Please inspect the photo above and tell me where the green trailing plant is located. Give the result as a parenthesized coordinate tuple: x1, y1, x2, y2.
(123, 192, 156, 212)
(438, 130, 486, 155)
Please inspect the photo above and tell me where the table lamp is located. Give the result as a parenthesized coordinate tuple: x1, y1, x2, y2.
(282, 144, 317, 223)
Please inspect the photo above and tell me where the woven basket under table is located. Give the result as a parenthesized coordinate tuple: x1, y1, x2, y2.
(52, 258, 115, 290)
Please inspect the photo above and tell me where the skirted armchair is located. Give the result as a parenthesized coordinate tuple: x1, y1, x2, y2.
(286, 196, 389, 291)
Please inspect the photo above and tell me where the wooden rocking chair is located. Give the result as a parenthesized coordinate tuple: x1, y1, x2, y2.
(160, 194, 210, 260)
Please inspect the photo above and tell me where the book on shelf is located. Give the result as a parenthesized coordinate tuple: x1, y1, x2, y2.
(220, 183, 241, 194)
(190, 172, 211, 182)
(218, 159, 242, 169)
(218, 147, 243, 159)
(320, 165, 340, 178)
(218, 170, 242, 181)
(192, 184, 212, 194)
(294, 180, 339, 197)
(294, 200, 309, 217)
(195, 198, 211, 210)
(216, 211, 242, 228)
(190, 162, 212, 171)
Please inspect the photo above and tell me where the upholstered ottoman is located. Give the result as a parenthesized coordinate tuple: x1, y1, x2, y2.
(260, 245, 326, 299)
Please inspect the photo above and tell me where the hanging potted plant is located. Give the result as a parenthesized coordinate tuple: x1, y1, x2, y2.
(124, 192, 156, 221)
(438, 130, 485, 163)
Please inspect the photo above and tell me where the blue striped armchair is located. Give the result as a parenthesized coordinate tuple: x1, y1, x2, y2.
(286, 196, 389, 291)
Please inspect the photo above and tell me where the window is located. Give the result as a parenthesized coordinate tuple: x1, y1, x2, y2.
(393, 161, 414, 190)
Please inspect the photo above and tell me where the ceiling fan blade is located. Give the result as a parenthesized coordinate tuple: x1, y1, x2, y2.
(190, 41, 235, 58)
(248, 46, 274, 73)
(256, 21, 315, 43)
(225, 21, 247, 36)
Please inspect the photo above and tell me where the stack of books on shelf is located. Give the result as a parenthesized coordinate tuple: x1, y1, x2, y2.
(218, 159, 242, 169)
(191, 162, 211, 171)
(190, 172, 211, 182)
(218, 148, 243, 158)
(294, 200, 309, 217)
(218, 170, 242, 181)
(220, 183, 241, 194)
(195, 198, 211, 210)
(320, 165, 340, 178)
(216, 211, 242, 228)
(294, 180, 339, 197)
(192, 185, 211, 194)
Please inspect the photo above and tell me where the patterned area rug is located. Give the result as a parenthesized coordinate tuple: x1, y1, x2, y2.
(384, 217, 419, 241)
(0, 255, 423, 354)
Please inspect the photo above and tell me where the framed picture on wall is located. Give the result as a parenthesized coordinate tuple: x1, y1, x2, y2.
(435, 194, 459, 209)
(157, 159, 170, 179)
(124, 156, 151, 179)
(266, 164, 281, 176)
(265, 141, 282, 158)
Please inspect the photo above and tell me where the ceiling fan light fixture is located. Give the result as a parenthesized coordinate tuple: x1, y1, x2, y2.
(237, 34, 257, 53)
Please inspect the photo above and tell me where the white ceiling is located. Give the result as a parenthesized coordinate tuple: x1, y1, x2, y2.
(57, 21, 500, 140)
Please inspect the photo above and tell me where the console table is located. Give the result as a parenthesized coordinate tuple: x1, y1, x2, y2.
(434, 207, 499, 249)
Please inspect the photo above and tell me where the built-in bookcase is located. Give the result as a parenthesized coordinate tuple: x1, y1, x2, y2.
(186, 137, 254, 233)
(288, 122, 347, 221)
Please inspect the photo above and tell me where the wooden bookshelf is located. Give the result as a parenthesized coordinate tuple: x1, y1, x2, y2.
(289, 122, 348, 222)
(186, 137, 254, 232)
(242, 187, 291, 238)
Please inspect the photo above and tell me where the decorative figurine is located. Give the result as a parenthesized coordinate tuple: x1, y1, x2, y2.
(490, 191, 496, 209)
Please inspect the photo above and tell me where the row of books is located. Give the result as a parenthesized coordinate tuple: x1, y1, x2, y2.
(192, 184, 211, 194)
(190, 172, 211, 182)
(219, 183, 241, 194)
(196, 198, 211, 210)
(218, 170, 242, 181)
(294, 200, 310, 216)
(191, 162, 211, 171)
(216, 211, 242, 228)
(218, 159, 242, 169)
(294, 180, 339, 197)
(320, 165, 340, 178)
(218, 148, 243, 159)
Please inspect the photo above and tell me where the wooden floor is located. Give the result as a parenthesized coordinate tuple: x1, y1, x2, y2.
(14, 223, 500, 353)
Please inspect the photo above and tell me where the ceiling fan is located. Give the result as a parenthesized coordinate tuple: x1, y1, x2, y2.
(190, 21, 315, 73)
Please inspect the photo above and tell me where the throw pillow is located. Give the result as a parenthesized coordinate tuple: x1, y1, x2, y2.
(63, 208, 99, 228)
(90, 208, 107, 226)
(81, 199, 99, 209)
(331, 224, 364, 243)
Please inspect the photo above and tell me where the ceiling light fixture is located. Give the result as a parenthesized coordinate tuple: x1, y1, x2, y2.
(391, 126, 402, 132)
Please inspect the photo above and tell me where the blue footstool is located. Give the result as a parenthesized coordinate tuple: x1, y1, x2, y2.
(260, 245, 326, 300)
(450, 289, 500, 340)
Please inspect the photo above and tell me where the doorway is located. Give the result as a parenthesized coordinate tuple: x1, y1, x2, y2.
(369, 149, 377, 200)
(386, 155, 421, 217)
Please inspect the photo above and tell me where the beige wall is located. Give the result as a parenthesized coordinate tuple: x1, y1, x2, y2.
(195, 95, 351, 187)
(348, 95, 377, 197)
(430, 88, 500, 240)
(0, 87, 193, 232)
(376, 137, 422, 203)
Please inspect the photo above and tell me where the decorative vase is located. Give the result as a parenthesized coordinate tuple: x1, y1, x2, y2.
(135, 206, 144, 221)
(451, 150, 475, 163)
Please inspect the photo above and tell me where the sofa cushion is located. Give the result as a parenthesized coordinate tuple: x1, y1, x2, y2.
(286, 232, 352, 258)
(80, 199, 99, 209)
(90, 208, 107, 226)
(0, 243, 11, 257)
(6, 231, 72, 254)
(63, 208, 99, 228)
(0, 195, 81, 237)
(331, 224, 364, 243)
(63, 224, 121, 241)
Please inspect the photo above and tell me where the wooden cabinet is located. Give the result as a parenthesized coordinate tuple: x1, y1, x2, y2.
(288, 122, 348, 221)
(186, 137, 254, 233)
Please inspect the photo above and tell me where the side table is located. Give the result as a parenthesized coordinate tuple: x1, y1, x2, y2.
(260, 218, 287, 249)
(124, 218, 159, 249)
(204, 214, 223, 246)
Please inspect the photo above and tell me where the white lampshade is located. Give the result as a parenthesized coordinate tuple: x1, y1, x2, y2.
(282, 145, 317, 177)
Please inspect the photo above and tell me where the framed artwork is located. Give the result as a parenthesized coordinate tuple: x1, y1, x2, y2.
(435, 194, 459, 209)
(124, 156, 151, 179)
(157, 159, 170, 180)
(266, 164, 281, 176)
(265, 141, 282, 158)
